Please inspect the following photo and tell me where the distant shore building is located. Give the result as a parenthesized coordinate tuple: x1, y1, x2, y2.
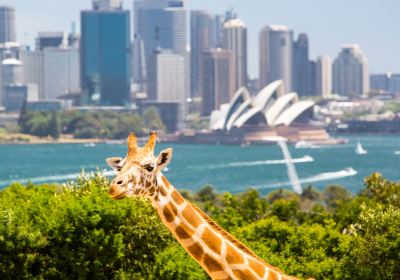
(4, 84, 38, 111)
(132, 0, 187, 98)
(36, 32, 68, 51)
(190, 10, 214, 99)
(370, 73, 400, 95)
(259, 25, 293, 92)
(293, 33, 310, 96)
(315, 55, 332, 98)
(201, 48, 236, 116)
(20, 45, 80, 101)
(0, 6, 16, 43)
(332, 44, 369, 97)
(223, 18, 247, 91)
(1, 58, 23, 105)
(80, 0, 130, 105)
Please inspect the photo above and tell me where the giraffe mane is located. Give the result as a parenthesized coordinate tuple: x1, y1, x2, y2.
(188, 201, 268, 264)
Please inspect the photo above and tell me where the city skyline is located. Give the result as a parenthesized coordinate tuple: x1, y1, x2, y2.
(3, 0, 400, 77)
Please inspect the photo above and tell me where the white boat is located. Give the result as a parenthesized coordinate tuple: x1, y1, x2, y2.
(83, 142, 96, 148)
(394, 151, 400, 155)
(295, 140, 318, 149)
(355, 142, 367, 155)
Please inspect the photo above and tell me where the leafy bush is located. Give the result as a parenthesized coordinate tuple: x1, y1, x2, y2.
(0, 173, 399, 279)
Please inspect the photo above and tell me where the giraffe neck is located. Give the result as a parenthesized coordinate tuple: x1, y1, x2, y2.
(152, 174, 295, 280)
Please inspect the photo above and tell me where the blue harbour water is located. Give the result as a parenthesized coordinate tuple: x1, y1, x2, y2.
(0, 136, 399, 194)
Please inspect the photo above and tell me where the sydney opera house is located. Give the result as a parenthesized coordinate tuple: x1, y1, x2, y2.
(180, 80, 340, 145)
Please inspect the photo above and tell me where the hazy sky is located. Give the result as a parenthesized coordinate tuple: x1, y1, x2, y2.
(2, 0, 399, 77)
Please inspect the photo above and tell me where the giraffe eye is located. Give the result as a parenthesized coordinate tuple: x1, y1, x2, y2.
(143, 163, 155, 172)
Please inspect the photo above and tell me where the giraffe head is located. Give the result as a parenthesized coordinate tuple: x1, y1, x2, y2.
(106, 132, 172, 200)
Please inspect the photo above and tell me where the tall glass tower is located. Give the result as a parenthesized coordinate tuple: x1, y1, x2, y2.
(0, 6, 16, 43)
(132, 0, 186, 100)
(80, 0, 130, 105)
(259, 25, 293, 91)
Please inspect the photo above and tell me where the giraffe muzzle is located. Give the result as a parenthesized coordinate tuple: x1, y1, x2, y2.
(108, 184, 127, 200)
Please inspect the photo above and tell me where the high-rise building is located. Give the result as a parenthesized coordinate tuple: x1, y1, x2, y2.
(0, 58, 23, 105)
(154, 50, 185, 104)
(133, 0, 187, 94)
(80, 0, 130, 105)
(202, 48, 235, 116)
(212, 14, 225, 48)
(370, 73, 400, 95)
(36, 32, 68, 51)
(190, 10, 214, 99)
(315, 55, 332, 98)
(0, 41, 20, 61)
(43, 48, 80, 100)
(0, 6, 16, 43)
(222, 18, 247, 91)
(21, 47, 80, 100)
(93, 0, 122, 10)
(259, 25, 293, 91)
(332, 44, 369, 97)
(4, 84, 38, 111)
(154, 50, 185, 128)
(20, 49, 44, 99)
(293, 33, 309, 96)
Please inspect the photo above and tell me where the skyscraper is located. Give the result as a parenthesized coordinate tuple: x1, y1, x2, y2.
(0, 58, 23, 105)
(222, 18, 247, 91)
(0, 6, 16, 43)
(80, 0, 130, 105)
(133, 0, 187, 95)
(315, 55, 332, 98)
(259, 25, 293, 91)
(202, 48, 235, 116)
(190, 10, 214, 99)
(293, 33, 309, 96)
(332, 44, 369, 96)
(370, 73, 400, 95)
(36, 32, 68, 51)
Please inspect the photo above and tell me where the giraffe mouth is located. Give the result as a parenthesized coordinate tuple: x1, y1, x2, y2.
(109, 185, 128, 200)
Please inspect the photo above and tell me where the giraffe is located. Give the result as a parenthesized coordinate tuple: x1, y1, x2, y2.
(106, 132, 301, 280)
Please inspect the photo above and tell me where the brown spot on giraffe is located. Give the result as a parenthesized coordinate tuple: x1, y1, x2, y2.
(225, 244, 244, 264)
(249, 258, 266, 278)
(172, 190, 185, 205)
(182, 205, 202, 228)
(175, 222, 195, 239)
(161, 175, 170, 189)
(202, 227, 222, 254)
(186, 242, 204, 261)
(232, 269, 258, 280)
(203, 253, 224, 272)
(159, 185, 167, 196)
(163, 203, 177, 223)
(269, 270, 281, 280)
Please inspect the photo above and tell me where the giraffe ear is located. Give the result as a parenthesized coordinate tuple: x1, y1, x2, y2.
(106, 157, 123, 171)
(156, 148, 173, 171)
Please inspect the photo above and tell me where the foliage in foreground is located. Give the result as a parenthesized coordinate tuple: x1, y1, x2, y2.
(0, 173, 399, 279)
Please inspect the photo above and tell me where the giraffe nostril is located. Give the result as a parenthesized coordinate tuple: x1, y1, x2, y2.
(117, 180, 123, 185)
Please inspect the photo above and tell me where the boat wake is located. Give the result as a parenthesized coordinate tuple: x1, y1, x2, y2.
(206, 155, 314, 169)
(0, 170, 116, 186)
(255, 167, 357, 190)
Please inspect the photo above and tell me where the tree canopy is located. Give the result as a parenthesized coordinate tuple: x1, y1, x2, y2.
(0, 172, 399, 279)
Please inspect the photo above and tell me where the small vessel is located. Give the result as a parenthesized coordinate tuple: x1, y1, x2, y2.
(394, 151, 400, 155)
(355, 142, 367, 155)
(83, 142, 96, 148)
(295, 140, 318, 149)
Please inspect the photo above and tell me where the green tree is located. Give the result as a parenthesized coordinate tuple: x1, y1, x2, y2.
(143, 107, 166, 132)
(49, 111, 61, 139)
(17, 101, 29, 133)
